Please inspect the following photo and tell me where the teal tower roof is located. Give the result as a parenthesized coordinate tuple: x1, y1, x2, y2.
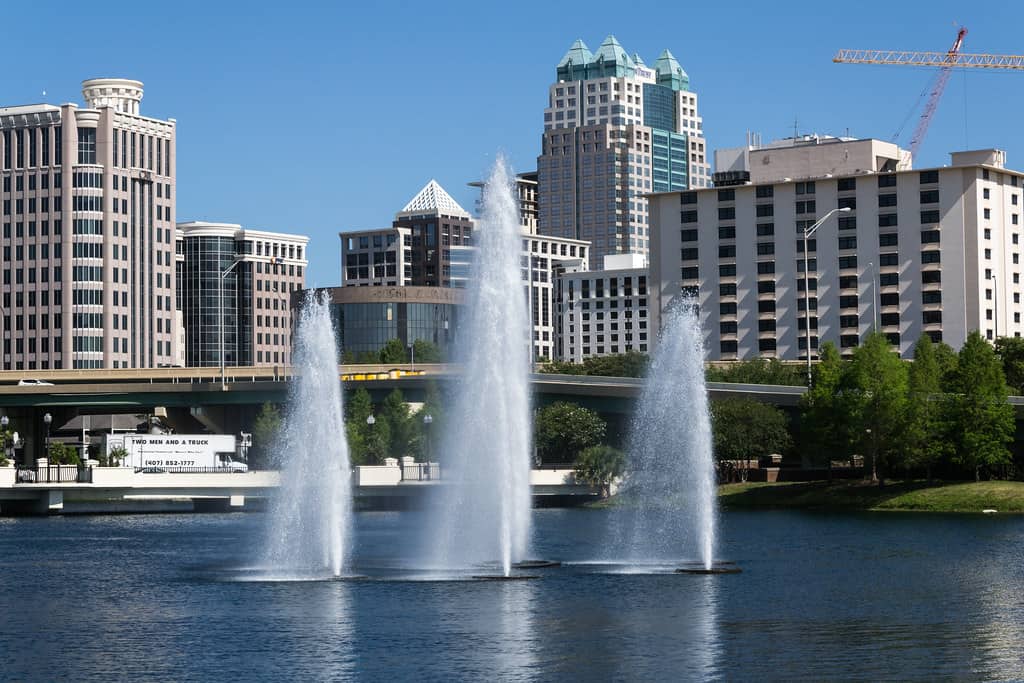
(591, 35, 635, 78)
(654, 49, 690, 91)
(556, 39, 593, 81)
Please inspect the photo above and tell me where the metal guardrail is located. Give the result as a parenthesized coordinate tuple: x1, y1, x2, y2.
(132, 466, 248, 474)
(401, 463, 439, 481)
(17, 465, 92, 483)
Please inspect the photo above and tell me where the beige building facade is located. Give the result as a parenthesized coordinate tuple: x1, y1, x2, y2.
(0, 78, 176, 369)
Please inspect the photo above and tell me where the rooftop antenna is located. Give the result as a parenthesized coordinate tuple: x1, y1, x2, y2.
(793, 117, 799, 139)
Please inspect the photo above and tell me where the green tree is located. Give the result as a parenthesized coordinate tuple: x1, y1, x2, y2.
(252, 402, 282, 468)
(994, 336, 1024, 395)
(110, 445, 128, 467)
(582, 352, 649, 378)
(380, 388, 412, 459)
(932, 340, 959, 390)
(904, 335, 952, 480)
(413, 382, 444, 462)
(574, 445, 625, 497)
(345, 387, 374, 465)
(799, 342, 853, 472)
(47, 441, 80, 466)
(949, 332, 1015, 480)
(411, 339, 442, 363)
(707, 357, 806, 386)
(378, 339, 407, 364)
(711, 397, 792, 481)
(848, 331, 909, 483)
(535, 402, 606, 464)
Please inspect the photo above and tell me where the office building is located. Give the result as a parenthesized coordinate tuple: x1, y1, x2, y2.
(176, 222, 307, 367)
(298, 285, 463, 362)
(648, 135, 1024, 360)
(537, 36, 710, 269)
(341, 180, 473, 288)
(0, 78, 176, 369)
(555, 253, 650, 362)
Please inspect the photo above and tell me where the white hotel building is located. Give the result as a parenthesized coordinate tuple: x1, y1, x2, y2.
(649, 136, 1024, 360)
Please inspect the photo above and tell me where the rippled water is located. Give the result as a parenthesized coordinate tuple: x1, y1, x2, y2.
(2, 510, 1023, 681)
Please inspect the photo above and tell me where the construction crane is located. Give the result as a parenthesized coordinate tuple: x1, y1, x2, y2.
(834, 28, 1024, 162)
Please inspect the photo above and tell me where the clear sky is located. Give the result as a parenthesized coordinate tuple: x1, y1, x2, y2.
(6, 1, 1024, 285)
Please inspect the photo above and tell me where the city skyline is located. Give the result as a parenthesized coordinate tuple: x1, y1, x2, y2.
(5, 1, 1024, 286)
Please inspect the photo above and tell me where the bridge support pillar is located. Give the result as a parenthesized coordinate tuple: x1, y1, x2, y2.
(33, 490, 63, 515)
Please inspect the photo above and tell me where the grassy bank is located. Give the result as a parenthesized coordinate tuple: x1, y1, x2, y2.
(718, 480, 1024, 513)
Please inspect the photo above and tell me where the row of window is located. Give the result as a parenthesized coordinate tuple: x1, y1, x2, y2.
(2, 172, 60, 192)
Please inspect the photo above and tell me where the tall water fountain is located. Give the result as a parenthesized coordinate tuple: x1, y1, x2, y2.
(614, 298, 718, 571)
(428, 157, 532, 577)
(262, 292, 352, 578)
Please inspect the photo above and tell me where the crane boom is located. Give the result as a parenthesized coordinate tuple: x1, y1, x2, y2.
(833, 49, 1024, 69)
(905, 28, 966, 160)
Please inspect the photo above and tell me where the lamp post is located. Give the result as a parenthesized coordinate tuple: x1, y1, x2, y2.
(803, 207, 853, 386)
(865, 261, 879, 331)
(991, 275, 999, 340)
(1, 415, 8, 465)
(43, 412, 52, 460)
(422, 413, 433, 479)
(218, 257, 243, 389)
(366, 413, 377, 468)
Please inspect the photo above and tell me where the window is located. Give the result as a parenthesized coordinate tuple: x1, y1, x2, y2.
(838, 236, 857, 250)
(757, 261, 776, 275)
(680, 210, 698, 223)
(756, 223, 775, 236)
(720, 321, 737, 334)
(680, 192, 697, 205)
(756, 185, 774, 198)
(838, 196, 857, 210)
(77, 128, 96, 164)
(921, 230, 941, 244)
(795, 200, 816, 214)
(878, 174, 897, 188)
(720, 340, 738, 353)
(681, 229, 698, 242)
(756, 204, 774, 217)
(880, 273, 899, 286)
(796, 181, 816, 195)
(838, 216, 857, 231)
(921, 250, 941, 264)
(879, 213, 898, 227)
(718, 245, 736, 258)
(717, 189, 735, 202)
(840, 315, 859, 328)
(758, 280, 777, 293)
(719, 264, 736, 277)
(839, 255, 858, 269)
(838, 177, 856, 192)
(879, 233, 898, 247)
(923, 311, 942, 324)
(758, 300, 776, 313)
(922, 271, 942, 284)
(681, 248, 699, 260)
(984, 208, 991, 220)
(840, 295, 859, 309)
(920, 170, 939, 184)
(720, 302, 737, 315)
(879, 194, 898, 207)
(718, 207, 735, 220)
(920, 210, 940, 224)
(920, 189, 940, 204)
(756, 242, 775, 256)
(719, 283, 737, 296)
(718, 226, 736, 239)
(879, 253, 899, 267)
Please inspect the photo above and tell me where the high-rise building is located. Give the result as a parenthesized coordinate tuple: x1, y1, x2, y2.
(341, 180, 473, 288)
(555, 253, 650, 362)
(649, 135, 1024, 360)
(176, 222, 307, 367)
(537, 36, 710, 269)
(0, 78, 176, 369)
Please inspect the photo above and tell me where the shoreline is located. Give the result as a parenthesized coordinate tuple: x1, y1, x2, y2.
(717, 480, 1024, 514)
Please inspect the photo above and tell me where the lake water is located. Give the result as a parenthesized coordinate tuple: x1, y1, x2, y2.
(1, 508, 1022, 681)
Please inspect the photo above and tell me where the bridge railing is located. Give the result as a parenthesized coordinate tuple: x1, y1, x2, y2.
(16, 464, 92, 484)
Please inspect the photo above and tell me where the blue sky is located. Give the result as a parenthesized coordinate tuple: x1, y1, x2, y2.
(6, 1, 1024, 284)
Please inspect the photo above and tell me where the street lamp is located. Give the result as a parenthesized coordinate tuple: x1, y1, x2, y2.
(366, 414, 375, 427)
(43, 412, 52, 458)
(803, 207, 853, 386)
(990, 275, 999, 340)
(1, 415, 8, 464)
(422, 413, 433, 478)
(219, 257, 244, 389)
(865, 261, 879, 331)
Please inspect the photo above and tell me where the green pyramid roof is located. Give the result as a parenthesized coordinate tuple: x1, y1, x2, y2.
(594, 35, 634, 67)
(654, 49, 689, 90)
(557, 39, 593, 68)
